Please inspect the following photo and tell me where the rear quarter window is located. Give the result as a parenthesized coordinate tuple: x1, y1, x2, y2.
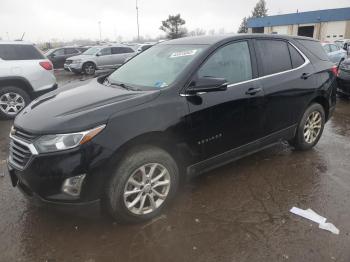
(288, 44, 305, 68)
(0, 44, 44, 60)
(296, 39, 329, 61)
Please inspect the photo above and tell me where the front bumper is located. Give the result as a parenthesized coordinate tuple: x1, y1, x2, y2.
(64, 63, 82, 73)
(7, 140, 114, 205)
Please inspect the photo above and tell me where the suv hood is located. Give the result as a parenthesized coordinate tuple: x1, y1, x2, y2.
(15, 78, 160, 134)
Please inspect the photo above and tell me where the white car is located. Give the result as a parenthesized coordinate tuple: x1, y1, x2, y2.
(0, 41, 57, 119)
(322, 43, 348, 64)
(64, 45, 135, 75)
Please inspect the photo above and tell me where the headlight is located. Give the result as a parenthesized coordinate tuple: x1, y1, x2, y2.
(73, 59, 82, 64)
(34, 125, 105, 153)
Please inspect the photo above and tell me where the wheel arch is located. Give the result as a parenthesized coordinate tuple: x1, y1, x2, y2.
(106, 131, 190, 180)
(309, 95, 330, 121)
(82, 61, 96, 68)
(0, 77, 34, 98)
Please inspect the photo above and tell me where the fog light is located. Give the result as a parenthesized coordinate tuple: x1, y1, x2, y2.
(62, 174, 86, 197)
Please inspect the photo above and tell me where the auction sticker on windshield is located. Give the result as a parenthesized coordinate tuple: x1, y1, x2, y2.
(170, 50, 198, 58)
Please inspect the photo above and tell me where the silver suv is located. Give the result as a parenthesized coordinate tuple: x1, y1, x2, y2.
(0, 41, 57, 119)
(64, 45, 135, 75)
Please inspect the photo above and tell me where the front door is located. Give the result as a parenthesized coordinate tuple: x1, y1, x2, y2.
(96, 47, 113, 69)
(186, 40, 265, 161)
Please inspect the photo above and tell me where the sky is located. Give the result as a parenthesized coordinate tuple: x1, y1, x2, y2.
(0, 0, 349, 43)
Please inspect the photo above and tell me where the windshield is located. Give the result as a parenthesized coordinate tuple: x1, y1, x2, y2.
(108, 44, 207, 90)
(82, 47, 101, 55)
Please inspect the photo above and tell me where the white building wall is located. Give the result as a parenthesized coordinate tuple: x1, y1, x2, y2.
(322, 21, 347, 41)
(271, 25, 289, 35)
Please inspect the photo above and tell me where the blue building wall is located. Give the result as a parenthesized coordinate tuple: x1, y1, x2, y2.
(247, 7, 350, 28)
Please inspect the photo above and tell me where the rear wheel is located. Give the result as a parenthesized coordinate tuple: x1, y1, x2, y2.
(0, 86, 30, 119)
(104, 146, 179, 223)
(289, 103, 325, 150)
(83, 62, 96, 75)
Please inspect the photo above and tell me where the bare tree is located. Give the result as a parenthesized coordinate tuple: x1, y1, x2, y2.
(189, 28, 206, 36)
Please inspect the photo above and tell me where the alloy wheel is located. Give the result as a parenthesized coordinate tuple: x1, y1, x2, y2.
(303, 111, 322, 144)
(123, 163, 171, 215)
(0, 92, 26, 116)
(84, 64, 95, 75)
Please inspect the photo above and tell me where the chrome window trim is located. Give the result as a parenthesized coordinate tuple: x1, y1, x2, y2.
(9, 133, 39, 155)
(227, 41, 310, 88)
(180, 40, 310, 97)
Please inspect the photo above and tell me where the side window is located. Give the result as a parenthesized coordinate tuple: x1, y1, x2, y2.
(65, 48, 79, 55)
(99, 48, 112, 56)
(53, 49, 65, 56)
(0, 45, 44, 60)
(112, 47, 123, 54)
(123, 47, 135, 53)
(256, 40, 292, 76)
(198, 41, 252, 84)
(288, 44, 305, 68)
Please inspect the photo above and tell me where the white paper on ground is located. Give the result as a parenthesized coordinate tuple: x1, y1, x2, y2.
(290, 207, 326, 224)
(290, 207, 339, 235)
(319, 222, 340, 235)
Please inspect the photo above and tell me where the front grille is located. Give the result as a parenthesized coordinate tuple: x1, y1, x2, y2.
(9, 139, 33, 169)
(14, 129, 37, 142)
(65, 60, 73, 65)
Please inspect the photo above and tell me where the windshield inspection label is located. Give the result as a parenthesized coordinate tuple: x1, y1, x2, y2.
(170, 50, 198, 58)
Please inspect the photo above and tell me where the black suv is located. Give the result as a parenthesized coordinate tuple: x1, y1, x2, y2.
(8, 35, 337, 223)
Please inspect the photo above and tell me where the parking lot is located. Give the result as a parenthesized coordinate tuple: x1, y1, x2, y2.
(0, 70, 349, 261)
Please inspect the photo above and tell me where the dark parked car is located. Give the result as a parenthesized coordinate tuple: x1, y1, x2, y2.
(8, 34, 337, 223)
(337, 58, 350, 98)
(45, 47, 88, 69)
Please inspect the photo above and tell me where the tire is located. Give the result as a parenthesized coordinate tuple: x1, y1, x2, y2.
(82, 62, 96, 75)
(0, 86, 30, 119)
(289, 103, 325, 151)
(104, 145, 179, 223)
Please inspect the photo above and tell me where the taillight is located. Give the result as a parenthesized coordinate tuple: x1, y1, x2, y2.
(39, 61, 53, 70)
(331, 65, 338, 77)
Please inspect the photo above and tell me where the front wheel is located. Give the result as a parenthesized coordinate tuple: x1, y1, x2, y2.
(289, 103, 325, 150)
(104, 146, 179, 223)
(82, 62, 96, 75)
(0, 86, 30, 119)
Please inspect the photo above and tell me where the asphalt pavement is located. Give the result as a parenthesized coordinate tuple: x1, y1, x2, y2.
(0, 71, 350, 262)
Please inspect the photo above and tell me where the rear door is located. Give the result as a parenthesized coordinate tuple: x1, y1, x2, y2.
(186, 40, 265, 160)
(254, 38, 316, 137)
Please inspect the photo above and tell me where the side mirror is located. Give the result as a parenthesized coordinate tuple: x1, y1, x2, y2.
(50, 53, 55, 58)
(96, 53, 101, 57)
(185, 77, 228, 95)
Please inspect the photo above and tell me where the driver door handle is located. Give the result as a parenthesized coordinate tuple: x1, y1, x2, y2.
(246, 87, 262, 96)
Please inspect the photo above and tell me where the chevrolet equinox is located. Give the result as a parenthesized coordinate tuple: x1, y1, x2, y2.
(8, 35, 337, 223)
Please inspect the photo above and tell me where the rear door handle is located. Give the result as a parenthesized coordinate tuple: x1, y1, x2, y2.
(245, 87, 262, 96)
(301, 73, 312, 79)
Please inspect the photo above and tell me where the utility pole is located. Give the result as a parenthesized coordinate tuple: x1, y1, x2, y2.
(98, 21, 102, 42)
(136, 0, 140, 42)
